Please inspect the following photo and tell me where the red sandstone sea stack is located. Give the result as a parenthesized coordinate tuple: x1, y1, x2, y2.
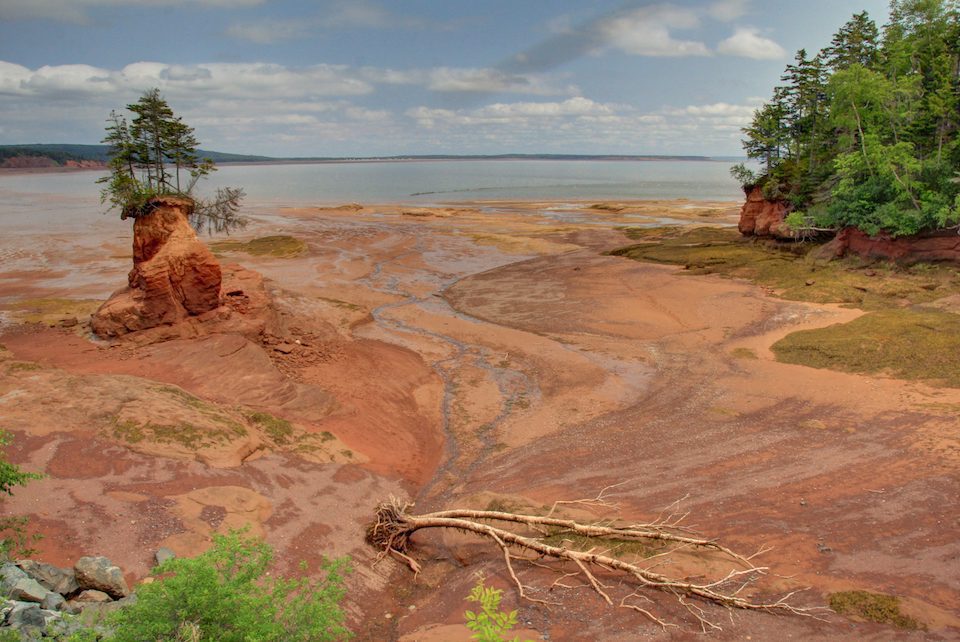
(91, 196, 222, 337)
(737, 185, 794, 239)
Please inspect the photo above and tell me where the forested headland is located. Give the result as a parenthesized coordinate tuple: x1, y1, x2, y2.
(735, 0, 960, 237)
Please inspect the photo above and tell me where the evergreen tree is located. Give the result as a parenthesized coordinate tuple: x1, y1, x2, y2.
(98, 88, 246, 232)
(735, 1, 960, 237)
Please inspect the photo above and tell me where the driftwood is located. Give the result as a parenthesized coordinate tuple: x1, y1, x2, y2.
(367, 490, 822, 632)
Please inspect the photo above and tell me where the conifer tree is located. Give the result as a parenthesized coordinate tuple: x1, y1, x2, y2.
(98, 88, 246, 233)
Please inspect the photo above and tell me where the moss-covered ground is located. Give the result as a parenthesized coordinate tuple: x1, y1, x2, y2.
(0, 298, 101, 325)
(829, 591, 922, 629)
(773, 309, 960, 386)
(611, 227, 960, 387)
(211, 235, 306, 258)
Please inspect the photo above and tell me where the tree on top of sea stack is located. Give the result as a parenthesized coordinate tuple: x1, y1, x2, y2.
(98, 88, 246, 235)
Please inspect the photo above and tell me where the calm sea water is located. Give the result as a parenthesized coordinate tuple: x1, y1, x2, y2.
(0, 160, 743, 215)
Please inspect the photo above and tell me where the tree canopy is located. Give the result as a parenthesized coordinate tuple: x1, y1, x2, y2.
(735, 0, 960, 237)
(99, 89, 246, 234)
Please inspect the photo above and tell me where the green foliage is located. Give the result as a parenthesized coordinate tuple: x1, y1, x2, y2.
(729, 163, 758, 188)
(0, 430, 43, 561)
(98, 89, 246, 234)
(464, 581, 532, 642)
(108, 530, 351, 642)
(738, 1, 960, 236)
(0, 430, 42, 496)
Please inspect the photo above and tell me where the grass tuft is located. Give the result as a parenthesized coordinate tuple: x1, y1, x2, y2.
(829, 591, 922, 629)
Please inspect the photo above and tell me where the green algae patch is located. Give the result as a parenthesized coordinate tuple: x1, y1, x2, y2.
(1, 298, 101, 325)
(772, 309, 960, 387)
(246, 411, 295, 445)
(609, 227, 960, 310)
(111, 417, 243, 449)
(5, 361, 42, 373)
(829, 591, 922, 629)
(211, 235, 306, 258)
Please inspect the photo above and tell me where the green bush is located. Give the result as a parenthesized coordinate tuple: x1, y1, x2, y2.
(108, 530, 350, 642)
(0, 430, 43, 560)
(464, 581, 532, 642)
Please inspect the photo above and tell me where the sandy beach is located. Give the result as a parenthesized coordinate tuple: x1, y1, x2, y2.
(1, 198, 958, 639)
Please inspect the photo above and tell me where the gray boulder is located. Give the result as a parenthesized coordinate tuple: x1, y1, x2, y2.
(17, 560, 80, 596)
(6, 601, 46, 629)
(4, 576, 51, 603)
(41, 592, 65, 611)
(74, 589, 112, 603)
(0, 563, 28, 592)
(154, 547, 176, 566)
(74, 556, 129, 599)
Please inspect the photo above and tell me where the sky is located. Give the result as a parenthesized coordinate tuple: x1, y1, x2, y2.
(0, 0, 892, 157)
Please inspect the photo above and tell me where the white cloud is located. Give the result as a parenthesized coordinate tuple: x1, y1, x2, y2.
(0, 59, 757, 156)
(708, 0, 750, 22)
(717, 27, 787, 60)
(0, 0, 262, 23)
(0, 61, 373, 100)
(598, 5, 710, 57)
(402, 97, 757, 155)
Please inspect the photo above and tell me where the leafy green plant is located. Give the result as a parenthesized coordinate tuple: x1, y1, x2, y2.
(0, 429, 43, 560)
(464, 580, 532, 642)
(108, 529, 351, 642)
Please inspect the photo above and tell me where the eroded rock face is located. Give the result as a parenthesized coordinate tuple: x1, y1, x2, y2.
(737, 186, 794, 239)
(92, 196, 222, 337)
(819, 226, 960, 264)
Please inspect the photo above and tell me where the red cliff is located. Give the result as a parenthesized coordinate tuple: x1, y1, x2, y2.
(820, 227, 960, 264)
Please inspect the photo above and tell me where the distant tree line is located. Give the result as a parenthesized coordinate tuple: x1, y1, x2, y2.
(734, 0, 960, 237)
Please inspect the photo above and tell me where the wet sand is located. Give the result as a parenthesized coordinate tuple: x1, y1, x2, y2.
(1, 198, 958, 639)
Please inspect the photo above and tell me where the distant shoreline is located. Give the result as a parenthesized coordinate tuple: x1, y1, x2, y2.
(0, 155, 738, 177)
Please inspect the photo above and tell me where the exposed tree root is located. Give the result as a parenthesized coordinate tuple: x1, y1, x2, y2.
(366, 495, 824, 632)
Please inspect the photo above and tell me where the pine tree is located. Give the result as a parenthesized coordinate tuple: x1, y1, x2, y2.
(98, 88, 245, 232)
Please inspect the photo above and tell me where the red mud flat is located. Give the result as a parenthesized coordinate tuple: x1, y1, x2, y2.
(1, 199, 959, 639)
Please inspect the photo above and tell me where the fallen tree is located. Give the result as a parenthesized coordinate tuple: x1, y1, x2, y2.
(367, 490, 823, 632)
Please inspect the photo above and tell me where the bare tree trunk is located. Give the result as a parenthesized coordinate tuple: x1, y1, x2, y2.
(367, 496, 823, 632)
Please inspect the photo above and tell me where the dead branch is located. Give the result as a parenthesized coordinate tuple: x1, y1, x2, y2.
(367, 496, 824, 632)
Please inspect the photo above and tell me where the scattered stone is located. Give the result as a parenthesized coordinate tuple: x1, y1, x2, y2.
(58, 316, 79, 328)
(6, 602, 46, 629)
(74, 590, 113, 604)
(274, 342, 295, 354)
(41, 592, 65, 612)
(5, 576, 51, 603)
(154, 547, 176, 567)
(816, 542, 833, 554)
(0, 563, 28, 591)
(74, 556, 129, 599)
(805, 279, 815, 286)
(16, 560, 80, 596)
